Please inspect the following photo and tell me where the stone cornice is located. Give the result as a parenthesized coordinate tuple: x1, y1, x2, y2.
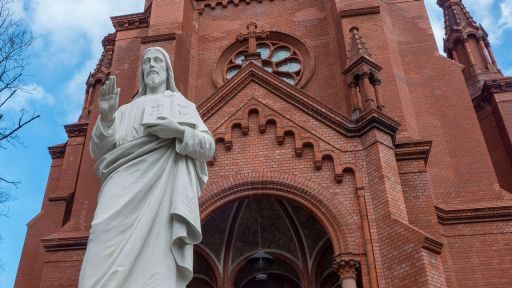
(474, 77, 512, 111)
(338, 6, 380, 18)
(64, 122, 89, 138)
(111, 8, 150, 32)
(41, 232, 88, 251)
(436, 203, 512, 225)
(422, 236, 444, 254)
(353, 109, 400, 142)
(483, 77, 512, 94)
(198, 62, 400, 141)
(394, 140, 432, 164)
(342, 55, 382, 77)
(48, 143, 66, 159)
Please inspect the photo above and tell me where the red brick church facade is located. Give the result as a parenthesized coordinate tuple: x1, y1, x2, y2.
(15, 0, 512, 287)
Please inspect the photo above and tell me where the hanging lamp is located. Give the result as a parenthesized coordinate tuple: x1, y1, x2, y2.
(247, 198, 274, 279)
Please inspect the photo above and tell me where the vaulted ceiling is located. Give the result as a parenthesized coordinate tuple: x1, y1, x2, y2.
(193, 197, 341, 287)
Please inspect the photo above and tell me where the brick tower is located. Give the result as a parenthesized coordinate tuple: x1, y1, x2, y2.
(15, 0, 512, 287)
(438, 0, 512, 192)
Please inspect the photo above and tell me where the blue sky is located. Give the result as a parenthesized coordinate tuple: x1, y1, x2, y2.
(0, 0, 511, 286)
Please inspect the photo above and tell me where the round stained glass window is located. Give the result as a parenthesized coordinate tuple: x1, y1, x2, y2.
(256, 44, 271, 59)
(277, 59, 301, 73)
(225, 41, 303, 85)
(271, 47, 291, 62)
(227, 67, 240, 79)
(234, 52, 245, 65)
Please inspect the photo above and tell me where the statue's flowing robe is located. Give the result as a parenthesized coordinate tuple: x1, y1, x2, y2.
(79, 92, 214, 288)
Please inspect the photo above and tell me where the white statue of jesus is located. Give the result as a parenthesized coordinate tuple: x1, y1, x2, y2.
(78, 47, 215, 288)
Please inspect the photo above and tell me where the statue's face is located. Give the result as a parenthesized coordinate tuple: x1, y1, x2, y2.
(142, 49, 168, 89)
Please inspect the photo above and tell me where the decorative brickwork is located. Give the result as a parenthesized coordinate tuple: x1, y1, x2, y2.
(192, 0, 280, 14)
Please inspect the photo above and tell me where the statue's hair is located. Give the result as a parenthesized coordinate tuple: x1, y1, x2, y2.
(136, 47, 178, 98)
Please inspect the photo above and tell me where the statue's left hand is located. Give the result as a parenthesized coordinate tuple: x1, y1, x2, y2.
(141, 116, 186, 139)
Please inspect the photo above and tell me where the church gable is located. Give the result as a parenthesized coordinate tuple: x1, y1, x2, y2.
(200, 63, 368, 183)
(199, 62, 399, 140)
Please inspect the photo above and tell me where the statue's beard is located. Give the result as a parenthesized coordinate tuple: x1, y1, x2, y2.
(146, 74, 164, 88)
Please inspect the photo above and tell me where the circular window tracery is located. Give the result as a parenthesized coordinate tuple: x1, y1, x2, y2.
(225, 41, 303, 85)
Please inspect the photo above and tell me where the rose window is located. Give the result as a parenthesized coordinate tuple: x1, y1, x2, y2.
(225, 41, 303, 85)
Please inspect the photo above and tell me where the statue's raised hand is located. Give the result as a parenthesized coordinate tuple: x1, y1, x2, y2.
(99, 76, 120, 124)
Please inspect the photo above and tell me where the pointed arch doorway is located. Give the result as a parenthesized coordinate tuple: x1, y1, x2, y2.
(189, 197, 360, 288)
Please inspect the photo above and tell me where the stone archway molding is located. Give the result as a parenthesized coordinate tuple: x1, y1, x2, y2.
(200, 172, 360, 255)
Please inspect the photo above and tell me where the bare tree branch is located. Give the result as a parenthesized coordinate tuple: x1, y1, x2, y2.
(0, 110, 40, 142)
(0, 0, 36, 149)
(0, 88, 15, 107)
(0, 0, 35, 220)
(0, 177, 19, 187)
(0, 176, 16, 217)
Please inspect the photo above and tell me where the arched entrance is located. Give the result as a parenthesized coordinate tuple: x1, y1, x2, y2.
(189, 197, 359, 288)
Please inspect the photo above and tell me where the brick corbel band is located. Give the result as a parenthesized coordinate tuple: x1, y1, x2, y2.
(111, 9, 150, 31)
(436, 204, 512, 224)
(338, 6, 380, 18)
(41, 232, 89, 251)
(141, 33, 176, 44)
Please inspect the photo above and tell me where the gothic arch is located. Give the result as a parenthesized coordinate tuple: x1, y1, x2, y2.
(195, 245, 223, 288)
(200, 172, 360, 254)
(229, 251, 304, 287)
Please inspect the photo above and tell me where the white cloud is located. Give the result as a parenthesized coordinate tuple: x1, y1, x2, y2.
(464, 0, 495, 27)
(1, 84, 54, 110)
(16, 0, 144, 123)
(497, 0, 512, 37)
(463, 0, 512, 44)
(26, 0, 143, 65)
